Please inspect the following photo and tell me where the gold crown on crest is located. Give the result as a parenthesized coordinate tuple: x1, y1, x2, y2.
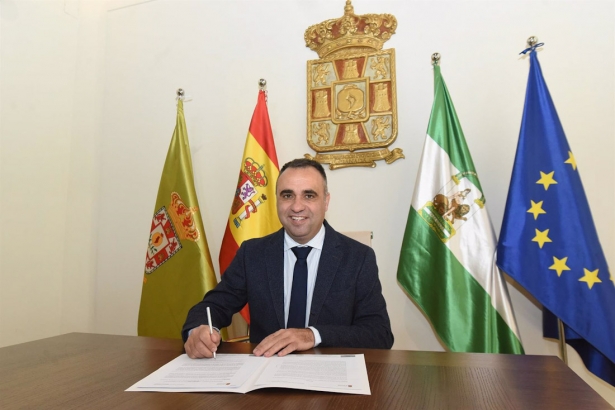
(304, 0, 397, 58)
(242, 157, 268, 187)
(168, 192, 200, 242)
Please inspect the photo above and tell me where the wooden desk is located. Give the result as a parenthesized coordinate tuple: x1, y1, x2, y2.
(0, 333, 610, 409)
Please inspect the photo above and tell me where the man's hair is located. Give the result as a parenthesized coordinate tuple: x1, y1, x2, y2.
(278, 158, 328, 192)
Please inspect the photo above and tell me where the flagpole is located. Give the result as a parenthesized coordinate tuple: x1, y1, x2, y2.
(259, 79, 267, 103)
(558, 318, 568, 364)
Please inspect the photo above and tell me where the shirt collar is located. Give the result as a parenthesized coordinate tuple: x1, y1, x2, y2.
(283, 224, 326, 251)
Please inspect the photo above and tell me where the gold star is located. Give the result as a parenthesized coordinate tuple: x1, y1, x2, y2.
(536, 171, 558, 190)
(532, 229, 552, 248)
(564, 151, 577, 170)
(527, 200, 547, 220)
(579, 268, 601, 289)
(549, 256, 570, 277)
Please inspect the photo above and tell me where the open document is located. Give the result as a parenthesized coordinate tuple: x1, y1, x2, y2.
(126, 353, 370, 395)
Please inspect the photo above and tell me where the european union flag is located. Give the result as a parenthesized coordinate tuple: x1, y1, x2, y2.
(497, 47, 615, 385)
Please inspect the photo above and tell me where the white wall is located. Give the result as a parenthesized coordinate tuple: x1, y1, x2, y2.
(1, 0, 614, 404)
(1, 0, 79, 344)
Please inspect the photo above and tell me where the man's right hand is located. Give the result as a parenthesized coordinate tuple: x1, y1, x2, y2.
(184, 325, 220, 359)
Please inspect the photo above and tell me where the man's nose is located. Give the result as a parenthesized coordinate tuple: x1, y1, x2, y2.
(290, 197, 304, 212)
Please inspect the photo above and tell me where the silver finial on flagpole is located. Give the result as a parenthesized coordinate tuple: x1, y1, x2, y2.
(176, 88, 184, 100)
(431, 53, 441, 66)
(259, 79, 267, 90)
(527, 36, 538, 47)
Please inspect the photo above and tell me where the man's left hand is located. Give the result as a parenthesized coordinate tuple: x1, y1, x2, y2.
(253, 328, 315, 357)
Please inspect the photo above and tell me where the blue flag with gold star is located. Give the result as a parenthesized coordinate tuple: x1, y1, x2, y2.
(497, 48, 615, 385)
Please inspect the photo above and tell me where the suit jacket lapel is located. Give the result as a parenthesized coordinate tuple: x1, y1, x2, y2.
(309, 222, 341, 325)
(265, 229, 286, 329)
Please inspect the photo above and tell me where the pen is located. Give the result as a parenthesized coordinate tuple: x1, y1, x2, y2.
(206, 306, 216, 359)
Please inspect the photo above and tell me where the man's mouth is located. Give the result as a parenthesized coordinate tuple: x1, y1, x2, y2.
(291, 216, 306, 221)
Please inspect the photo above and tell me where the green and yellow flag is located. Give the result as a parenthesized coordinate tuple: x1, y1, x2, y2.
(138, 100, 217, 339)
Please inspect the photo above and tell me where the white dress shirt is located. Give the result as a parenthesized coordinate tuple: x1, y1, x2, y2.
(283, 224, 325, 346)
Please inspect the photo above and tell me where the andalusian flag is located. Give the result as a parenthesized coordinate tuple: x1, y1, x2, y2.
(219, 90, 281, 323)
(397, 64, 523, 354)
(138, 99, 217, 339)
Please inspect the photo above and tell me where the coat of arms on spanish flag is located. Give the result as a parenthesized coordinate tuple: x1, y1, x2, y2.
(219, 89, 281, 324)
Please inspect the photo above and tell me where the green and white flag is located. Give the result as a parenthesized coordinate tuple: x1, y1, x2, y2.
(397, 65, 523, 354)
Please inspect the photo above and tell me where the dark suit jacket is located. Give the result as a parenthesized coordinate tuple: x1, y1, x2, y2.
(182, 221, 394, 349)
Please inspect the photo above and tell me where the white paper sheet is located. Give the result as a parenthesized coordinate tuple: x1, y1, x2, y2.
(254, 354, 371, 394)
(126, 353, 370, 395)
(126, 354, 267, 392)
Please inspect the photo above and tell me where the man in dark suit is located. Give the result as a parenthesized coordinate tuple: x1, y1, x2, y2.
(183, 158, 393, 358)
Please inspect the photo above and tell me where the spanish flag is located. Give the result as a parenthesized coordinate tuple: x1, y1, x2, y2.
(219, 90, 281, 323)
(138, 99, 217, 339)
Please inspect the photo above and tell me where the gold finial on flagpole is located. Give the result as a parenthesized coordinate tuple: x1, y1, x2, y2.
(176, 88, 184, 100)
(431, 53, 441, 66)
(527, 36, 538, 47)
(258, 79, 267, 91)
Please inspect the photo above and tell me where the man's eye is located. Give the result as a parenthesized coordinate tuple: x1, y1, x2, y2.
(305, 194, 315, 199)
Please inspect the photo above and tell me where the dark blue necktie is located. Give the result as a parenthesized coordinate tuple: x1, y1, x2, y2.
(287, 246, 312, 329)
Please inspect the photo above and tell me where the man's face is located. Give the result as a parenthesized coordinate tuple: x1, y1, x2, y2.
(276, 166, 330, 244)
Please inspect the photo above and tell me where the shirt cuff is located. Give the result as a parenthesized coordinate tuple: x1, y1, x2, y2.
(188, 326, 220, 337)
(308, 326, 322, 347)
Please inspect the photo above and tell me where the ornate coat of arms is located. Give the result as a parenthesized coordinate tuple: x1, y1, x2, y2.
(230, 157, 271, 229)
(419, 183, 484, 243)
(145, 192, 200, 274)
(304, 1, 404, 170)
